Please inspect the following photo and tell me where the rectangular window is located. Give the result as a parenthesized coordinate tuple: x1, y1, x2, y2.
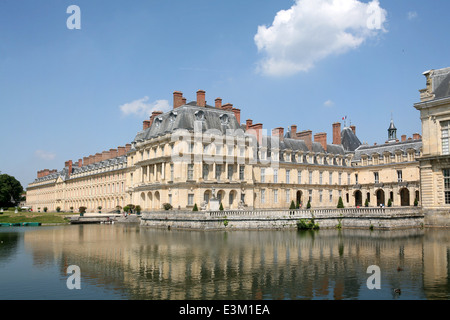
(444, 169, 450, 204)
(239, 165, 245, 180)
(374, 172, 379, 184)
(261, 189, 266, 204)
(188, 194, 194, 206)
(170, 164, 174, 181)
(203, 164, 209, 180)
(286, 190, 290, 203)
(261, 168, 266, 183)
(442, 121, 450, 155)
(329, 172, 332, 185)
(274, 189, 278, 203)
(355, 174, 359, 184)
(286, 170, 290, 184)
(168, 194, 172, 205)
(274, 169, 278, 183)
(298, 170, 302, 184)
(347, 173, 350, 185)
(188, 142, 194, 153)
(319, 190, 323, 203)
(397, 170, 403, 182)
(329, 190, 333, 203)
(216, 164, 222, 180)
(187, 164, 194, 180)
(319, 172, 323, 184)
(308, 190, 312, 203)
(309, 171, 313, 184)
(228, 164, 234, 180)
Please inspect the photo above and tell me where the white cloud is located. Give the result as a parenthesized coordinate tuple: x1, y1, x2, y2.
(407, 11, 418, 20)
(35, 150, 56, 161)
(119, 97, 171, 117)
(254, 0, 388, 76)
(324, 100, 334, 107)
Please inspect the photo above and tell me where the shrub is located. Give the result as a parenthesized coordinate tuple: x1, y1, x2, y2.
(193, 203, 199, 211)
(43, 207, 48, 213)
(387, 199, 392, 207)
(97, 206, 102, 210)
(135, 205, 142, 214)
(337, 197, 344, 209)
(219, 203, 224, 211)
(56, 206, 61, 213)
(163, 203, 173, 211)
(364, 199, 369, 208)
(306, 200, 311, 209)
(297, 219, 319, 230)
(414, 198, 419, 207)
(123, 206, 130, 213)
(79, 206, 87, 214)
(290, 200, 296, 210)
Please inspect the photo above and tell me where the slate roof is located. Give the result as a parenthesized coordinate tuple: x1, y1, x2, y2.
(353, 140, 422, 161)
(431, 67, 450, 99)
(133, 103, 242, 143)
(341, 127, 362, 152)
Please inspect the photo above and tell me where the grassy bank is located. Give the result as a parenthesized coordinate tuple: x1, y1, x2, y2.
(0, 211, 71, 224)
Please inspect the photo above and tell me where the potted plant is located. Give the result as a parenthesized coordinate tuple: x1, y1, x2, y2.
(70, 206, 74, 213)
(98, 206, 102, 213)
(79, 206, 86, 216)
(290, 200, 296, 210)
(43, 207, 48, 213)
(56, 206, 61, 213)
(135, 205, 142, 215)
(163, 203, 173, 211)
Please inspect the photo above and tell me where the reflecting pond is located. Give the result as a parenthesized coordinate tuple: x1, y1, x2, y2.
(1, 224, 450, 300)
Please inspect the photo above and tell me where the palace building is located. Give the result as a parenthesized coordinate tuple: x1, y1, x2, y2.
(27, 75, 434, 214)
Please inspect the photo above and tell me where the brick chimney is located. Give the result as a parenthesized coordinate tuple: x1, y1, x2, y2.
(78, 159, 83, 167)
(249, 123, 263, 144)
(222, 103, 233, 111)
(350, 125, 356, 135)
(197, 90, 206, 107)
(118, 146, 126, 157)
(314, 133, 327, 152)
(232, 108, 241, 124)
(95, 153, 102, 163)
(89, 155, 95, 165)
(102, 151, 110, 161)
(297, 130, 312, 151)
(125, 144, 132, 153)
(413, 133, 422, 140)
(109, 149, 118, 158)
(173, 91, 183, 109)
(215, 98, 222, 109)
(143, 120, 151, 130)
(246, 119, 253, 131)
(272, 127, 284, 141)
(332, 122, 342, 145)
(290, 125, 297, 139)
(401, 135, 407, 142)
(65, 160, 73, 178)
(182, 97, 187, 105)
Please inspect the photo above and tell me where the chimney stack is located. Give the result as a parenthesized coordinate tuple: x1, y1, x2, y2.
(66, 160, 73, 178)
(350, 125, 356, 135)
(197, 90, 206, 107)
(246, 119, 253, 131)
(232, 108, 241, 124)
(78, 159, 83, 167)
(401, 135, 407, 142)
(102, 151, 110, 161)
(413, 133, 422, 140)
(125, 144, 132, 153)
(173, 91, 183, 109)
(314, 133, 327, 152)
(222, 103, 233, 111)
(143, 120, 151, 130)
(297, 130, 313, 151)
(290, 125, 297, 139)
(109, 149, 118, 159)
(332, 122, 342, 145)
(215, 98, 222, 109)
(248, 123, 263, 144)
(95, 153, 102, 163)
(272, 127, 284, 141)
(118, 146, 126, 157)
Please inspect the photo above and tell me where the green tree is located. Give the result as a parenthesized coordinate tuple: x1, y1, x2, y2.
(337, 197, 344, 209)
(193, 203, 199, 211)
(0, 174, 24, 208)
(364, 198, 369, 207)
(387, 199, 392, 207)
(219, 203, 224, 211)
(306, 200, 311, 209)
(290, 200, 296, 209)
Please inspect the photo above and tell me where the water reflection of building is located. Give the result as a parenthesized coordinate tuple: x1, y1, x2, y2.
(23, 226, 448, 300)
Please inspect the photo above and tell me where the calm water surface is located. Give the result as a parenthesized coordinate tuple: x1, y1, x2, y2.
(0, 224, 449, 300)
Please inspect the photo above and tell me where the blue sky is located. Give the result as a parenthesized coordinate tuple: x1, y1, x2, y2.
(0, 0, 449, 188)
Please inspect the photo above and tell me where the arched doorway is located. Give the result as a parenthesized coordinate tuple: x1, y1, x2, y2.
(229, 190, 237, 209)
(354, 190, 363, 207)
(400, 188, 410, 206)
(296, 191, 303, 208)
(376, 189, 385, 206)
(140, 192, 146, 208)
(147, 192, 153, 210)
(154, 191, 160, 210)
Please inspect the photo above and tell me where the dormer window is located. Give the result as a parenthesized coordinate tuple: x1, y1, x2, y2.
(195, 110, 206, 121)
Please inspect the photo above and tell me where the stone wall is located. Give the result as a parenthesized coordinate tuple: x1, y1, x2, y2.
(140, 208, 424, 231)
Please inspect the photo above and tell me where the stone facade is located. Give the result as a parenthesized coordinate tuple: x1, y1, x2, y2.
(27, 86, 424, 214)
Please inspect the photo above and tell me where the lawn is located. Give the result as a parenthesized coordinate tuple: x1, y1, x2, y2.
(0, 210, 71, 224)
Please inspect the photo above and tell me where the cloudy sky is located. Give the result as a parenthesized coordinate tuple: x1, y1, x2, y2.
(0, 0, 449, 188)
